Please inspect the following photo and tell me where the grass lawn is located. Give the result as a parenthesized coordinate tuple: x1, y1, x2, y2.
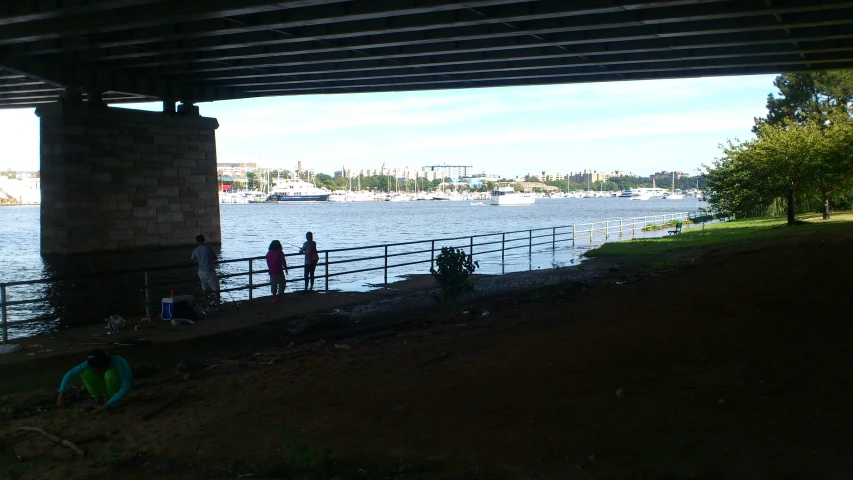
(586, 212, 853, 258)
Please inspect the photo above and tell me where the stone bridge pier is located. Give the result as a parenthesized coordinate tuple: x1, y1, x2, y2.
(36, 100, 221, 255)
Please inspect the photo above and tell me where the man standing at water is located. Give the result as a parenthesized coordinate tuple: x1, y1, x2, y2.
(191, 234, 220, 306)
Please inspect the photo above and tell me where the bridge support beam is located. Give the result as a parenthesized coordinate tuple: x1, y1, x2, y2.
(35, 102, 221, 255)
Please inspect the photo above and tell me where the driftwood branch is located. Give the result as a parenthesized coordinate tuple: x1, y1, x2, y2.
(18, 427, 85, 456)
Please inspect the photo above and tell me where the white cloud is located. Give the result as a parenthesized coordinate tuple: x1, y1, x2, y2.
(0, 74, 775, 175)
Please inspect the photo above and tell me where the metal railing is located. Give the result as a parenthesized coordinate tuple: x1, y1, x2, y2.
(0, 211, 696, 343)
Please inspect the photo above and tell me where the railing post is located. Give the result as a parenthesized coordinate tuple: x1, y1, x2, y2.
(552, 227, 556, 251)
(384, 245, 388, 285)
(501, 233, 505, 264)
(470, 236, 474, 258)
(604, 221, 609, 242)
(430, 240, 435, 271)
(324, 251, 329, 291)
(528, 230, 532, 257)
(572, 225, 575, 246)
(1, 284, 7, 345)
(144, 272, 151, 320)
(248, 259, 253, 300)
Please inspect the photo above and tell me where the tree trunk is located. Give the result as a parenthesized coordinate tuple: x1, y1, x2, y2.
(787, 190, 796, 226)
(824, 198, 831, 220)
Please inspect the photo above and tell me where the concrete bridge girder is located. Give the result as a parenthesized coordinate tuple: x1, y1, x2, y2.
(36, 100, 220, 255)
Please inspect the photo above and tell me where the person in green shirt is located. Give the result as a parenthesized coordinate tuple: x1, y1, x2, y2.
(56, 349, 134, 414)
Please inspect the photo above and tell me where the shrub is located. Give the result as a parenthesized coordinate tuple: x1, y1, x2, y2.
(430, 247, 479, 303)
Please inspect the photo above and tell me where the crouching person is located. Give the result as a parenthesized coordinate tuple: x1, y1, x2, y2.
(56, 349, 134, 414)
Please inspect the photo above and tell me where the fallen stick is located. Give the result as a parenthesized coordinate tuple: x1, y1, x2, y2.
(141, 394, 182, 421)
(18, 427, 85, 456)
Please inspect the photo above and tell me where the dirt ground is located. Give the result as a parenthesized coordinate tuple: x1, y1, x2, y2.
(2, 225, 852, 479)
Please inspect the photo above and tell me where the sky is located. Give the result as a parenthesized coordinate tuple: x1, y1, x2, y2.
(0, 74, 777, 178)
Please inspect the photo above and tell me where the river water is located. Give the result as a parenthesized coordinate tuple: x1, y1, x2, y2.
(0, 198, 704, 337)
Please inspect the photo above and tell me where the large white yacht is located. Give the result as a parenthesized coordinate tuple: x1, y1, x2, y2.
(626, 188, 667, 200)
(271, 174, 330, 202)
(490, 186, 536, 206)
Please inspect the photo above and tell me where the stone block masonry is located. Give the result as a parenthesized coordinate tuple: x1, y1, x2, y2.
(36, 102, 221, 254)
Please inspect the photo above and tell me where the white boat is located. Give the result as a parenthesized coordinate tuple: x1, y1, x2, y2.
(219, 190, 252, 204)
(389, 194, 411, 202)
(664, 192, 685, 200)
(328, 190, 348, 202)
(490, 186, 535, 206)
(470, 201, 486, 206)
(628, 187, 667, 200)
(348, 190, 375, 202)
(271, 174, 330, 202)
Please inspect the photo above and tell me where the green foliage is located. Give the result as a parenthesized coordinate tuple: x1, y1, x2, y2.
(706, 112, 853, 225)
(757, 71, 853, 130)
(642, 224, 662, 232)
(586, 213, 853, 258)
(430, 247, 479, 303)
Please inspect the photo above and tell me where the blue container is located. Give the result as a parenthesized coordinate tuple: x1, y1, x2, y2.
(161, 297, 175, 321)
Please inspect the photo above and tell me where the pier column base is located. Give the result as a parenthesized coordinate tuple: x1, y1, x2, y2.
(36, 102, 221, 255)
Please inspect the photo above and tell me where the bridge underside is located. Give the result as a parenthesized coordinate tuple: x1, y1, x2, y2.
(2, 0, 853, 108)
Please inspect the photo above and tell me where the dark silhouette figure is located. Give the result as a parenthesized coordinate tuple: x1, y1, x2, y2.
(299, 232, 319, 292)
(266, 240, 289, 302)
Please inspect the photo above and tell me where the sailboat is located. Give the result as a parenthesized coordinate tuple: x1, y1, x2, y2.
(664, 172, 684, 200)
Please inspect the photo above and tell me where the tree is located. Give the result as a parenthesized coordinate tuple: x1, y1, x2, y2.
(756, 71, 853, 130)
(706, 117, 853, 225)
(811, 113, 853, 219)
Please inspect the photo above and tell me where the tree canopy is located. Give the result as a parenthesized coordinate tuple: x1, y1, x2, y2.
(708, 70, 853, 225)
(756, 71, 853, 130)
(707, 112, 853, 225)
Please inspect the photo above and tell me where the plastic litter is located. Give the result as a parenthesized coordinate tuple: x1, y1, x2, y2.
(105, 315, 126, 333)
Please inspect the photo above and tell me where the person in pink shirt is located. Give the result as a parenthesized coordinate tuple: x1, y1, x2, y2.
(266, 240, 289, 303)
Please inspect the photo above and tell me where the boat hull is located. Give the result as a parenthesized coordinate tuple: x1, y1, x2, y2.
(491, 195, 536, 206)
(275, 194, 330, 202)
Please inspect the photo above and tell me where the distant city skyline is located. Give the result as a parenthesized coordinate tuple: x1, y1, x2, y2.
(0, 75, 775, 176)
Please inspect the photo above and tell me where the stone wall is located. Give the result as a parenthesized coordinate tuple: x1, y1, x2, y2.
(36, 102, 221, 255)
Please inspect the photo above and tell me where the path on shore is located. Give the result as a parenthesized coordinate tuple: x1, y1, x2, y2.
(1, 223, 852, 479)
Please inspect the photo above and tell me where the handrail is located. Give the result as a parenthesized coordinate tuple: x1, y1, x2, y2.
(0, 211, 697, 342)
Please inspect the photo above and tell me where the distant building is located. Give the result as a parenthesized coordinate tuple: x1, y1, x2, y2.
(610, 170, 638, 177)
(650, 171, 691, 183)
(519, 181, 559, 193)
(568, 170, 609, 184)
(422, 164, 473, 182)
(217, 163, 257, 177)
(540, 171, 565, 182)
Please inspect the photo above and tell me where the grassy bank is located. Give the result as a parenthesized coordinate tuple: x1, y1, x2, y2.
(586, 212, 853, 258)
